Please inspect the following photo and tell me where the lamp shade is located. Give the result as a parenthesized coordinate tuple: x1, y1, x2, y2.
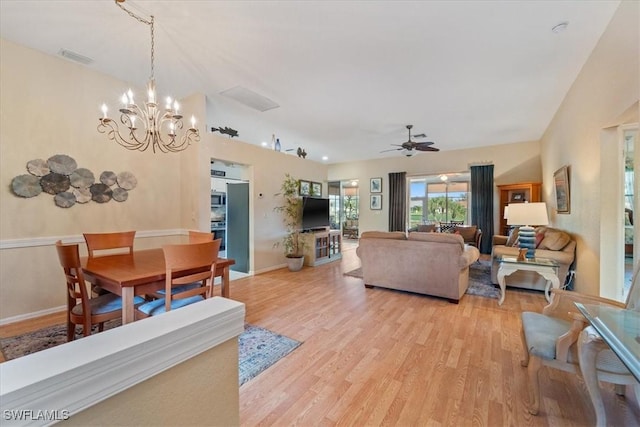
(503, 205, 509, 219)
(507, 202, 549, 226)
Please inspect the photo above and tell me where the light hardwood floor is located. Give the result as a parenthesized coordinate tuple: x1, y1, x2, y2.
(1, 244, 639, 426)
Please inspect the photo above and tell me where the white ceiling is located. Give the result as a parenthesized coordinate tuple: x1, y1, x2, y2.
(0, 1, 620, 163)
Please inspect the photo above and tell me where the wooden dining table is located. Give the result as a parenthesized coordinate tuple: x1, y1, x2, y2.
(81, 248, 236, 324)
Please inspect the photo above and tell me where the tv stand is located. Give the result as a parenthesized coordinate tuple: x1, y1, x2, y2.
(299, 229, 342, 267)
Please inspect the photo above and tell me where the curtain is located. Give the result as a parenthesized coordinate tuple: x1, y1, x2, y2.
(470, 165, 494, 254)
(388, 172, 406, 231)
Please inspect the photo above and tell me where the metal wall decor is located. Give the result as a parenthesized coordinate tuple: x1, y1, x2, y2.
(10, 154, 137, 208)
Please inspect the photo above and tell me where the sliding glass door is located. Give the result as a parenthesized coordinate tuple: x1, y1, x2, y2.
(409, 175, 470, 229)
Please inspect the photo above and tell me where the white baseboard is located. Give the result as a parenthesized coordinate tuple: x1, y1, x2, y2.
(0, 306, 66, 326)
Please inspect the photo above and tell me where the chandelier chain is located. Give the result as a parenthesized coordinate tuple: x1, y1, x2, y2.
(115, 0, 154, 80)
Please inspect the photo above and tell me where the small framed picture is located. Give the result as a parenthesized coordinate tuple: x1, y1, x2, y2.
(299, 180, 310, 196)
(311, 182, 322, 197)
(511, 192, 525, 202)
(370, 194, 382, 210)
(370, 177, 382, 193)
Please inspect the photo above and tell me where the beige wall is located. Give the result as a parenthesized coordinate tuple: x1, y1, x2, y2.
(539, 0, 639, 296)
(67, 339, 239, 426)
(328, 140, 542, 234)
(0, 38, 327, 321)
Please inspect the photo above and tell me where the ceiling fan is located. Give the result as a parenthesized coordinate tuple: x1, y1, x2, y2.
(381, 125, 440, 155)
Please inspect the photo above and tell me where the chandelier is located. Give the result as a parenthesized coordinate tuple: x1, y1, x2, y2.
(97, 0, 200, 153)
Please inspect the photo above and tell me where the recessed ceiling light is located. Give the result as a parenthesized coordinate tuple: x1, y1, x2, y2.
(261, 141, 268, 147)
(351, 181, 358, 186)
(552, 21, 569, 34)
(322, 156, 328, 161)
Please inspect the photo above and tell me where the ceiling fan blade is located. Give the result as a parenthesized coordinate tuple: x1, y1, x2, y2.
(413, 133, 427, 138)
(380, 147, 403, 153)
(415, 146, 440, 152)
(413, 141, 435, 147)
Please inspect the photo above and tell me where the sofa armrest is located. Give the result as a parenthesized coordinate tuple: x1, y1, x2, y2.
(493, 235, 508, 245)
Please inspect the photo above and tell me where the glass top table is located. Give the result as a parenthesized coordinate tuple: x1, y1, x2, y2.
(496, 256, 560, 305)
(498, 256, 559, 268)
(575, 303, 640, 382)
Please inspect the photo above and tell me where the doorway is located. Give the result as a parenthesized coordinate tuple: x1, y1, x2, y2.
(623, 127, 638, 300)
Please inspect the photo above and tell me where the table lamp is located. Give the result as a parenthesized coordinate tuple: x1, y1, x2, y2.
(507, 202, 549, 259)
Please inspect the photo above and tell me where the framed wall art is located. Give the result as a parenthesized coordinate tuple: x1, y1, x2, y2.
(299, 180, 311, 196)
(554, 165, 570, 214)
(370, 194, 382, 210)
(311, 182, 322, 197)
(510, 192, 525, 202)
(370, 177, 382, 193)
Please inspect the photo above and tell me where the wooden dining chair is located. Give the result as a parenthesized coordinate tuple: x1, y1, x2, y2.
(56, 240, 144, 341)
(136, 240, 221, 318)
(188, 230, 213, 243)
(83, 231, 136, 296)
(83, 231, 136, 258)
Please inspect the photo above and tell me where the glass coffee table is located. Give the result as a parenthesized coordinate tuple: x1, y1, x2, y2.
(496, 256, 560, 305)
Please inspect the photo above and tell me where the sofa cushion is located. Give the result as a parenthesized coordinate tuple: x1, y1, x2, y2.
(539, 229, 571, 251)
(453, 225, 477, 242)
(360, 231, 407, 240)
(506, 227, 520, 247)
(408, 231, 464, 249)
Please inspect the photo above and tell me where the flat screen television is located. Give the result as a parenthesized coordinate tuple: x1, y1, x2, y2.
(302, 197, 330, 230)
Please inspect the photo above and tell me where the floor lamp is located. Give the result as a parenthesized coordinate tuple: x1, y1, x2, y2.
(507, 202, 549, 260)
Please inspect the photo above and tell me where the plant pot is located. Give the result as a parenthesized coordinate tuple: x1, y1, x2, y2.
(286, 255, 304, 272)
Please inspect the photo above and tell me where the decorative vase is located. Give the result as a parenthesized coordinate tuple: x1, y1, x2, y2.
(275, 138, 281, 152)
(518, 226, 536, 259)
(286, 255, 304, 272)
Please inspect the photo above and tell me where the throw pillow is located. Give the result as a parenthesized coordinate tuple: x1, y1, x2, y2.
(417, 224, 436, 232)
(506, 227, 520, 247)
(535, 232, 545, 248)
(453, 226, 477, 242)
(539, 229, 571, 251)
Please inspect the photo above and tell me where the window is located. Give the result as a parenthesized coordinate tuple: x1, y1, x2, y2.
(409, 175, 470, 229)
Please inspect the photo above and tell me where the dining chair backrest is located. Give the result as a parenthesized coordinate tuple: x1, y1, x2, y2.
(188, 230, 214, 244)
(84, 231, 136, 258)
(162, 239, 222, 312)
(56, 240, 92, 332)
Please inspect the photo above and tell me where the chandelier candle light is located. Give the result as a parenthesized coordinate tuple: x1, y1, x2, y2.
(98, 0, 200, 153)
(507, 202, 549, 260)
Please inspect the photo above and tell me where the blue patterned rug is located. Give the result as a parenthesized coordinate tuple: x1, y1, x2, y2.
(0, 322, 301, 386)
(239, 324, 301, 385)
(467, 260, 500, 299)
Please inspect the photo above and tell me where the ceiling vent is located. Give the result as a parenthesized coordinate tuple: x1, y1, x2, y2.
(220, 86, 279, 112)
(58, 49, 94, 65)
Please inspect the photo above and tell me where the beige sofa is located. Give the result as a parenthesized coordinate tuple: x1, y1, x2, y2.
(356, 231, 480, 303)
(491, 227, 576, 291)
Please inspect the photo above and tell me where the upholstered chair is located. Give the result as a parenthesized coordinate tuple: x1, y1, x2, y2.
(520, 265, 640, 418)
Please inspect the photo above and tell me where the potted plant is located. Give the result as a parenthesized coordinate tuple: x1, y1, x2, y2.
(274, 173, 306, 271)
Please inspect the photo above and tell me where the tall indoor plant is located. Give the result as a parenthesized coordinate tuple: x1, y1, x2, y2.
(274, 173, 306, 271)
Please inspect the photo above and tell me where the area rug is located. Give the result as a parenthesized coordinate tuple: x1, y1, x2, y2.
(0, 322, 301, 386)
(343, 260, 499, 300)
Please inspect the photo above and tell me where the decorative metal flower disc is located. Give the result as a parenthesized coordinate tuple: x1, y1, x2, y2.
(90, 183, 113, 203)
(117, 171, 137, 190)
(70, 168, 95, 188)
(26, 159, 50, 177)
(47, 154, 77, 175)
(112, 187, 129, 202)
(54, 192, 76, 208)
(72, 187, 92, 204)
(11, 174, 42, 198)
(100, 171, 117, 186)
(40, 172, 71, 195)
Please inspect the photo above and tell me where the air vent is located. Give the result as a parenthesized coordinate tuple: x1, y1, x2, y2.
(58, 49, 93, 65)
(220, 86, 279, 112)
